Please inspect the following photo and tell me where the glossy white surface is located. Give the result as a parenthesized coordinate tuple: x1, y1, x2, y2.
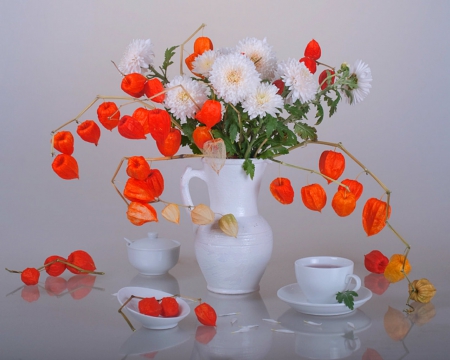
(277, 283, 372, 316)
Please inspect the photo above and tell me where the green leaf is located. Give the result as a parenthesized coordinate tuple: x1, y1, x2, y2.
(242, 158, 255, 179)
(162, 46, 178, 72)
(335, 290, 359, 310)
(264, 115, 278, 137)
(293, 122, 318, 141)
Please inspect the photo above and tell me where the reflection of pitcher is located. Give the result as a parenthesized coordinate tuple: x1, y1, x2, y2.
(180, 158, 273, 294)
(278, 309, 371, 359)
(190, 291, 273, 360)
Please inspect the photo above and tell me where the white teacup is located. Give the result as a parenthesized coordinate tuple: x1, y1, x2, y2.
(295, 256, 361, 304)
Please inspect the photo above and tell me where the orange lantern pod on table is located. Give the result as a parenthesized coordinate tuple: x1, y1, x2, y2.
(121, 73, 146, 98)
(52, 153, 79, 180)
(97, 102, 120, 131)
(44, 255, 67, 277)
(301, 183, 327, 212)
(77, 120, 101, 146)
(118, 115, 147, 140)
(21, 268, 40, 286)
(319, 150, 345, 184)
(270, 177, 294, 205)
(124, 177, 156, 203)
(193, 126, 213, 150)
(144, 78, 165, 103)
(148, 109, 171, 143)
(195, 302, 217, 326)
(53, 131, 74, 155)
(195, 99, 222, 128)
(362, 197, 391, 236)
(132, 107, 151, 134)
(156, 128, 182, 157)
(67, 250, 96, 275)
(126, 156, 151, 181)
(127, 202, 158, 226)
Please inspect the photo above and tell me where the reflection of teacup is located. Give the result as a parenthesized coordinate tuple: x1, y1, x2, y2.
(191, 292, 273, 360)
(278, 308, 371, 360)
(295, 257, 361, 304)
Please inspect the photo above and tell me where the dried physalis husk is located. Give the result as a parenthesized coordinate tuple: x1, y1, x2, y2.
(162, 203, 180, 224)
(408, 278, 436, 304)
(219, 214, 238, 238)
(203, 138, 226, 174)
(191, 204, 215, 225)
(384, 306, 411, 341)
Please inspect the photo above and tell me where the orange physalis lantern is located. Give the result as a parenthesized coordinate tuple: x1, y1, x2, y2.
(144, 78, 165, 103)
(145, 169, 164, 198)
(139, 297, 162, 317)
(127, 202, 158, 226)
(193, 126, 213, 150)
(126, 156, 151, 181)
(194, 302, 217, 326)
(319, 69, 336, 90)
(53, 131, 74, 155)
(299, 57, 317, 74)
(362, 198, 391, 236)
(338, 179, 363, 201)
(331, 190, 357, 217)
(52, 154, 79, 180)
(156, 128, 181, 157)
(194, 37, 213, 55)
(319, 150, 345, 184)
(118, 115, 146, 140)
(161, 297, 179, 317)
(384, 254, 411, 283)
(195, 100, 222, 128)
(97, 102, 120, 131)
(21, 268, 40, 286)
(121, 73, 146, 98)
(273, 79, 285, 95)
(123, 178, 155, 203)
(132, 107, 150, 134)
(270, 177, 294, 205)
(304, 39, 321, 60)
(301, 183, 327, 212)
(44, 255, 67, 277)
(67, 250, 96, 275)
(147, 109, 171, 143)
(77, 120, 101, 146)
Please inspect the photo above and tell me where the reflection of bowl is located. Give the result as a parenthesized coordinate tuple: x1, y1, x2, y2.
(117, 287, 190, 330)
(119, 326, 190, 356)
(278, 309, 371, 359)
(125, 232, 180, 275)
(129, 273, 180, 295)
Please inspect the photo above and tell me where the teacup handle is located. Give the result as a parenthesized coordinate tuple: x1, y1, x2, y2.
(345, 274, 361, 292)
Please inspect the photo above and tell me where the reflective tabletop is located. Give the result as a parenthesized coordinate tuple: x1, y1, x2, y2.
(1, 251, 448, 360)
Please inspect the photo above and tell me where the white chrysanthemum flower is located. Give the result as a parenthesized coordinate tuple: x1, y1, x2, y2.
(192, 50, 218, 77)
(164, 75, 208, 121)
(118, 39, 154, 74)
(235, 37, 277, 81)
(209, 53, 261, 105)
(242, 83, 284, 119)
(278, 58, 316, 103)
(343, 60, 372, 105)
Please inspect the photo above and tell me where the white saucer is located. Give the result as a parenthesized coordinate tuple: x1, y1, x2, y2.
(277, 284, 372, 316)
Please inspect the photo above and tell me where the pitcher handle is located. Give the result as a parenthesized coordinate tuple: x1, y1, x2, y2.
(180, 166, 207, 216)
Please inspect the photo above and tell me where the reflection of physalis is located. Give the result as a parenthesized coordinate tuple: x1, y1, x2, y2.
(408, 301, 436, 326)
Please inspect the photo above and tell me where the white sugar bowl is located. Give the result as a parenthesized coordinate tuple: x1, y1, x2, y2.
(125, 232, 181, 275)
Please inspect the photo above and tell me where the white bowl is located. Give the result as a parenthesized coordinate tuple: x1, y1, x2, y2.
(117, 287, 190, 330)
(125, 232, 180, 275)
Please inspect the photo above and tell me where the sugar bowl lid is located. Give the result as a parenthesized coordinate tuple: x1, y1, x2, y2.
(124, 232, 180, 250)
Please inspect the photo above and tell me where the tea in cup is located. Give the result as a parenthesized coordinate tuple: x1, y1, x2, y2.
(295, 256, 361, 304)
